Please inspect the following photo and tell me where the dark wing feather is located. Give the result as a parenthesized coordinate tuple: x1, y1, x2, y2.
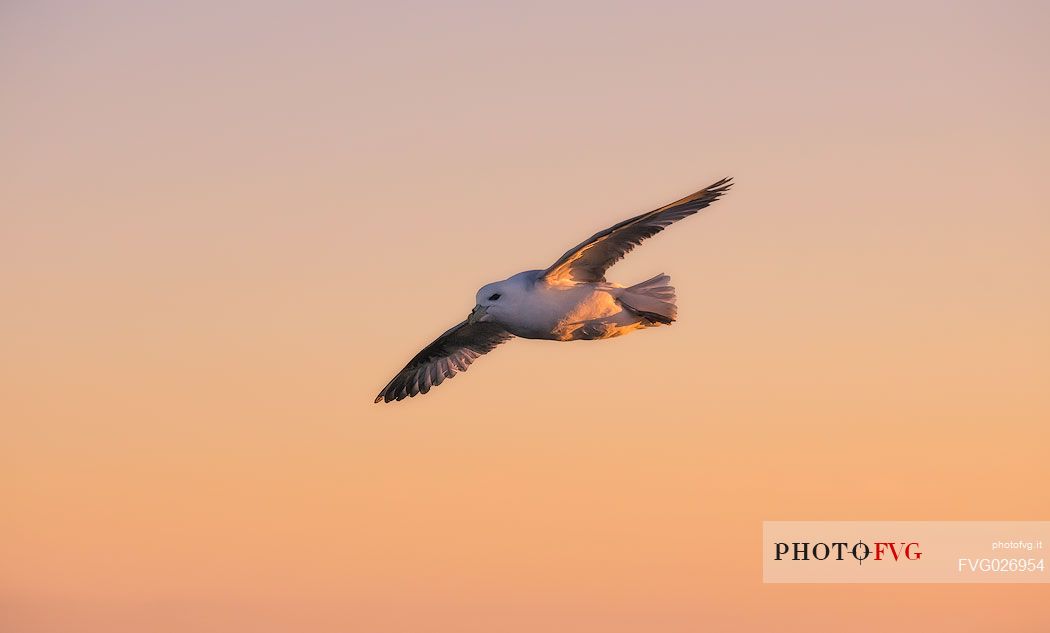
(542, 177, 733, 283)
(374, 320, 513, 403)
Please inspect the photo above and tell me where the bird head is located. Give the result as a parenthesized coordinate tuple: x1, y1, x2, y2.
(468, 272, 532, 325)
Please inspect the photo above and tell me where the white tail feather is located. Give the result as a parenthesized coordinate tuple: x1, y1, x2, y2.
(619, 273, 677, 324)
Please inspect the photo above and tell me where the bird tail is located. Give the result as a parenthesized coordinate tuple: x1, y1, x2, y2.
(619, 274, 677, 325)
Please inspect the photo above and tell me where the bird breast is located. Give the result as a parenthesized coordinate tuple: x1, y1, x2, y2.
(503, 282, 627, 341)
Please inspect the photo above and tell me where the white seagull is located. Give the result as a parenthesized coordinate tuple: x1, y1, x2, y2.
(375, 177, 733, 403)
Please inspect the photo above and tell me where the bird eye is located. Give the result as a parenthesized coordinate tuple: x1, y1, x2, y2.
(488, 293, 501, 301)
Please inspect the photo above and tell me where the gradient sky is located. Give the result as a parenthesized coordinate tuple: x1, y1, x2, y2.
(3, 1, 1049, 631)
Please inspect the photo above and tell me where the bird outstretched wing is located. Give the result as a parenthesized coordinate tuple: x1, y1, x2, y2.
(374, 320, 514, 403)
(541, 177, 733, 283)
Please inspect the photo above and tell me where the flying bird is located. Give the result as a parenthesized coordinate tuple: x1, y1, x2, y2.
(374, 177, 733, 403)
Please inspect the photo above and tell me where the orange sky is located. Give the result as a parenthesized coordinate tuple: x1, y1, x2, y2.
(2, 1, 1048, 631)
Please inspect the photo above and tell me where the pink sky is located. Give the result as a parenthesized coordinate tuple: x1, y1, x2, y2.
(3, 1, 1049, 631)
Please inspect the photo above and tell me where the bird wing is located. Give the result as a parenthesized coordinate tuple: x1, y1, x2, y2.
(374, 320, 514, 403)
(541, 177, 733, 283)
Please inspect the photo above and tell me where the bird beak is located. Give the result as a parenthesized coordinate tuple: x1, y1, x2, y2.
(468, 304, 489, 324)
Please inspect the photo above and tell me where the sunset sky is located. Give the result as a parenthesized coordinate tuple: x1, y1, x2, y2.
(3, 1, 1048, 631)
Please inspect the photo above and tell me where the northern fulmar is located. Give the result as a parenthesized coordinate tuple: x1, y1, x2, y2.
(375, 177, 733, 403)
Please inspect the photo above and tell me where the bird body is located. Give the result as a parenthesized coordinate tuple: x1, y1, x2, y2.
(374, 178, 733, 403)
(476, 270, 672, 341)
